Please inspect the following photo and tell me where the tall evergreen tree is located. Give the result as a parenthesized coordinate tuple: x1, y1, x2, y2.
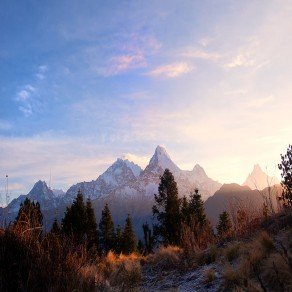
(216, 211, 232, 238)
(99, 203, 115, 253)
(62, 190, 87, 243)
(278, 144, 292, 207)
(14, 198, 43, 232)
(142, 222, 154, 254)
(180, 196, 190, 223)
(85, 198, 98, 249)
(51, 218, 61, 235)
(152, 169, 181, 245)
(188, 189, 206, 227)
(122, 214, 137, 254)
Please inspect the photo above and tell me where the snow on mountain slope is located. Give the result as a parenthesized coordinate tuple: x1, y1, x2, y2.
(6, 180, 60, 213)
(65, 145, 221, 202)
(65, 158, 143, 201)
(243, 164, 280, 190)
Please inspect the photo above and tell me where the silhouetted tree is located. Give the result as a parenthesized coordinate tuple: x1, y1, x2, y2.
(181, 189, 213, 249)
(142, 222, 154, 254)
(180, 196, 190, 223)
(99, 203, 115, 253)
(152, 169, 181, 245)
(188, 189, 207, 227)
(51, 218, 61, 235)
(62, 190, 87, 244)
(122, 214, 136, 254)
(85, 198, 98, 249)
(14, 198, 43, 233)
(217, 211, 232, 238)
(278, 144, 292, 207)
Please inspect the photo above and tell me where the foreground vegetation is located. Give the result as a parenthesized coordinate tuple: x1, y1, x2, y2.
(0, 145, 291, 291)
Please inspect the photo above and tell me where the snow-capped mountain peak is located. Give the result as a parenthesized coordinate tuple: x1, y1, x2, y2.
(145, 145, 180, 174)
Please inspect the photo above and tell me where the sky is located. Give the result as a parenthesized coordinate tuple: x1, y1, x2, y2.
(0, 0, 292, 200)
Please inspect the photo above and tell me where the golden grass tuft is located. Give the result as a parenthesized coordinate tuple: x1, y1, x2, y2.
(147, 245, 182, 270)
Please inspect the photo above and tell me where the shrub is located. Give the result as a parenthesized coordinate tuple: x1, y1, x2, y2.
(147, 245, 182, 270)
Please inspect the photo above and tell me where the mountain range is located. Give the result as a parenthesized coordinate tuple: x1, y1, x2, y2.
(0, 146, 281, 236)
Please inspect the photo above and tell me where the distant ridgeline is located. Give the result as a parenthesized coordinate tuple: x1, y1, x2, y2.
(0, 146, 281, 237)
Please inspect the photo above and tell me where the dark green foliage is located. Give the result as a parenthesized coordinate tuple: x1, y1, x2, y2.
(51, 218, 61, 235)
(217, 211, 232, 238)
(188, 189, 207, 227)
(14, 198, 43, 232)
(152, 169, 181, 246)
(181, 196, 190, 223)
(85, 199, 99, 249)
(99, 203, 115, 253)
(62, 190, 88, 244)
(278, 144, 292, 207)
(142, 222, 154, 254)
(180, 189, 213, 249)
(122, 214, 137, 254)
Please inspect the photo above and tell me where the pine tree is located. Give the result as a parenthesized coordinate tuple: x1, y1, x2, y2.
(152, 169, 181, 246)
(85, 198, 98, 249)
(51, 218, 61, 235)
(216, 211, 232, 238)
(14, 198, 43, 233)
(181, 189, 213, 249)
(62, 190, 87, 243)
(142, 222, 154, 254)
(99, 203, 115, 253)
(122, 214, 137, 254)
(278, 144, 292, 207)
(180, 196, 190, 223)
(188, 189, 206, 227)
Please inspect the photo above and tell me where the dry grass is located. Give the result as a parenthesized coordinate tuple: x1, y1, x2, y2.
(262, 253, 292, 291)
(98, 251, 142, 289)
(224, 242, 243, 263)
(0, 228, 144, 291)
(147, 245, 182, 270)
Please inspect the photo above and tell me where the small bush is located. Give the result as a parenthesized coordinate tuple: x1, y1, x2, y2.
(147, 245, 182, 270)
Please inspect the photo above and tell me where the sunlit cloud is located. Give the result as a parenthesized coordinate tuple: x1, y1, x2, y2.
(121, 152, 150, 169)
(106, 52, 147, 76)
(147, 62, 193, 78)
(181, 48, 220, 61)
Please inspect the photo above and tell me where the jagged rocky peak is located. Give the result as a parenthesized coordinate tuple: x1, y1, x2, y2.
(146, 145, 180, 173)
(28, 180, 55, 200)
(243, 164, 280, 190)
(98, 158, 142, 186)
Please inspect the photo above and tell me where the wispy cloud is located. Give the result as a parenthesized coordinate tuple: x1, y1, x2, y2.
(106, 51, 147, 76)
(147, 62, 193, 78)
(36, 65, 48, 80)
(15, 66, 47, 116)
(181, 48, 220, 61)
